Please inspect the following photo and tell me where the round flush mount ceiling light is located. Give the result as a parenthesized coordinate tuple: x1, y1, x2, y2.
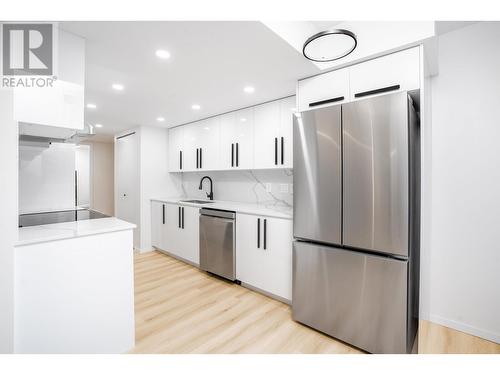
(191, 104, 201, 110)
(303, 29, 357, 62)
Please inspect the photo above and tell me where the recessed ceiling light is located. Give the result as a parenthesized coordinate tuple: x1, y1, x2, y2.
(240, 118, 247, 122)
(95, 124, 103, 128)
(112, 83, 124, 91)
(157, 117, 165, 122)
(86, 103, 97, 109)
(155, 49, 171, 59)
(243, 86, 255, 93)
(192, 104, 201, 110)
(303, 29, 357, 62)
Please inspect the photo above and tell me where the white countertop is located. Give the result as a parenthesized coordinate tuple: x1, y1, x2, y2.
(16, 217, 136, 247)
(151, 198, 293, 220)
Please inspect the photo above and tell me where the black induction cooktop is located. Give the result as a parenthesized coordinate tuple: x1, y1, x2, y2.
(19, 209, 109, 228)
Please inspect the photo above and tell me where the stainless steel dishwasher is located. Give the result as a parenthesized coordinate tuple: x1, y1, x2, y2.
(199, 208, 236, 281)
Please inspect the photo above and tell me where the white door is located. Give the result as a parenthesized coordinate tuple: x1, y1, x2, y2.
(179, 206, 200, 265)
(182, 124, 198, 172)
(279, 96, 295, 169)
(236, 213, 293, 300)
(233, 108, 254, 169)
(197, 117, 220, 171)
(168, 126, 184, 172)
(253, 101, 281, 169)
(115, 132, 139, 248)
(151, 201, 164, 248)
(219, 112, 236, 169)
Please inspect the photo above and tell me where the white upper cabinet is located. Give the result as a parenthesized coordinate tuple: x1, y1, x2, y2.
(168, 96, 295, 172)
(349, 47, 420, 101)
(279, 96, 295, 169)
(168, 126, 184, 172)
(297, 68, 350, 112)
(219, 108, 255, 169)
(253, 100, 281, 169)
(197, 117, 220, 171)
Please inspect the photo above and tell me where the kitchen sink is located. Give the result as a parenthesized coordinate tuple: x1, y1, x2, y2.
(179, 199, 215, 204)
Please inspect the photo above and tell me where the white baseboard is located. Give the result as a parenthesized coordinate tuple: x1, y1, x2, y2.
(423, 313, 500, 344)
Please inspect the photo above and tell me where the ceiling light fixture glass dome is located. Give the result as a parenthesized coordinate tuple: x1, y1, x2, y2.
(303, 29, 357, 62)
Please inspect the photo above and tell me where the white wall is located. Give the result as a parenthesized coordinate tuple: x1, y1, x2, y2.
(19, 143, 76, 214)
(422, 22, 500, 343)
(83, 141, 114, 216)
(0, 90, 16, 353)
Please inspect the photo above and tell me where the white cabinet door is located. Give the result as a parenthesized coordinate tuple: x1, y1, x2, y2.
(297, 68, 350, 112)
(168, 127, 184, 172)
(219, 112, 236, 170)
(197, 117, 220, 171)
(233, 108, 254, 170)
(151, 201, 164, 248)
(253, 101, 281, 169)
(182, 123, 198, 172)
(178, 205, 200, 265)
(279, 96, 295, 169)
(236, 213, 293, 301)
(349, 47, 420, 101)
(161, 203, 199, 265)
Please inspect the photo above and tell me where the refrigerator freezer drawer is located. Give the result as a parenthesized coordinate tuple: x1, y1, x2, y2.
(292, 241, 408, 354)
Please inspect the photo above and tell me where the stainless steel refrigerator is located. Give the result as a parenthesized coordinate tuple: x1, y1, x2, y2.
(292, 91, 420, 354)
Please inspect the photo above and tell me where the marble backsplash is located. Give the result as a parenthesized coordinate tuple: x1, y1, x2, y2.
(169, 169, 293, 207)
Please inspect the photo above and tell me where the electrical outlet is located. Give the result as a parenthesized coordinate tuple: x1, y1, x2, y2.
(265, 183, 272, 193)
(280, 183, 289, 193)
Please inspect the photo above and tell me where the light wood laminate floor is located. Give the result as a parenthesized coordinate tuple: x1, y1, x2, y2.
(132, 251, 500, 354)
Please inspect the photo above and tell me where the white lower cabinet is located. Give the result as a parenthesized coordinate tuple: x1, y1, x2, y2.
(151, 202, 200, 265)
(236, 213, 293, 301)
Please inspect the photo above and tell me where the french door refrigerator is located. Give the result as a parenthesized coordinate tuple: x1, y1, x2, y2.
(292, 91, 420, 354)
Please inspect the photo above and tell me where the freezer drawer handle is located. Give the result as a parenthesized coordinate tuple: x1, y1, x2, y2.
(309, 95, 345, 107)
(354, 84, 401, 98)
(162, 204, 165, 224)
(257, 218, 260, 248)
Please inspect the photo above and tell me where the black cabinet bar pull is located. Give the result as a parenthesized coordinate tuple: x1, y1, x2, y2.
(263, 219, 267, 250)
(280, 137, 284, 165)
(257, 218, 260, 248)
(196, 148, 199, 169)
(162, 204, 165, 225)
(200, 148, 203, 169)
(236, 143, 239, 167)
(354, 84, 400, 98)
(178, 206, 181, 228)
(231, 143, 234, 167)
(274, 138, 278, 165)
(309, 95, 344, 107)
(181, 207, 185, 229)
(179, 150, 183, 170)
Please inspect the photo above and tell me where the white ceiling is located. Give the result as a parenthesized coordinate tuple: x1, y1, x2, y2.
(60, 21, 320, 137)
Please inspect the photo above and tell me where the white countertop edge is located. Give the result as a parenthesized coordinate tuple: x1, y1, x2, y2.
(150, 198, 293, 220)
(15, 217, 136, 247)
